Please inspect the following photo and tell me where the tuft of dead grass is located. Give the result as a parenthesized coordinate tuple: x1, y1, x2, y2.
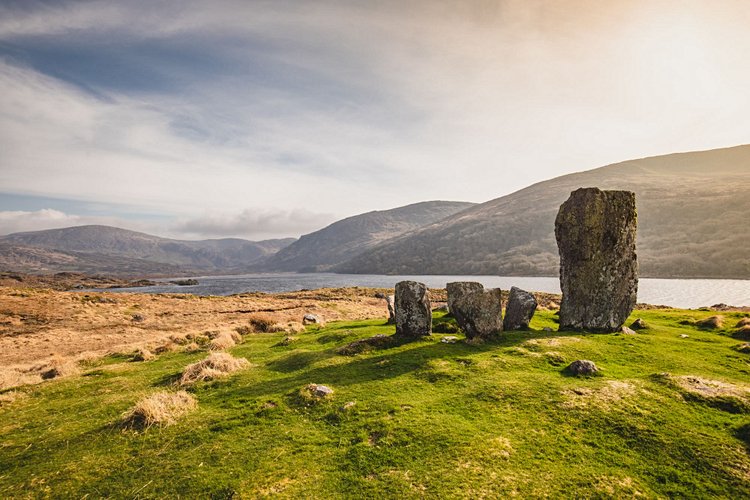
(697, 315, 724, 329)
(183, 342, 202, 353)
(121, 390, 197, 429)
(132, 348, 155, 362)
(178, 353, 249, 386)
(208, 333, 237, 351)
(35, 355, 80, 380)
(247, 314, 277, 333)
(736, 318, 750, 328)
(733, 326, 750, 340)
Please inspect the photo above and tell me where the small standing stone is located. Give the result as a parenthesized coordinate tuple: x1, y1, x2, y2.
(394, 281, 432, 338)
(503, 287, 538, 330)
(446, 281, 484, 314)
(555, 187, 638, 332)
(452, 288, 504, 340)
(385, 294, 396, 324)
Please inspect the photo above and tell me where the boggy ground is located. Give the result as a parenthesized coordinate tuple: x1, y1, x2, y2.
(0, 294, 749, 497)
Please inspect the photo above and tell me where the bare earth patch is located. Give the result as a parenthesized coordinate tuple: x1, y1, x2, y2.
(562, 380, 639, 409)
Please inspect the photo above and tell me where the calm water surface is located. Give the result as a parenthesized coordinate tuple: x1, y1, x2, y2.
(96, 273, 750, 309)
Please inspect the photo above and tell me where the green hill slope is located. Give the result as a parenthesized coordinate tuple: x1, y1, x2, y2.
(2, 309, 750, 497)
(336, 145, 750, 278)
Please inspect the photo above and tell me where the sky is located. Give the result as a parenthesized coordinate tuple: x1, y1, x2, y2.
(1, 0, 749, 240)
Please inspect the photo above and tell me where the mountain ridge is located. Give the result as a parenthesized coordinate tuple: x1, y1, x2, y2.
(255, 200, 476, 272)
(335, 145, 750, 279)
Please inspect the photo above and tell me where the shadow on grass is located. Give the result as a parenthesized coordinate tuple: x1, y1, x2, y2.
(226, 327, 597, 402)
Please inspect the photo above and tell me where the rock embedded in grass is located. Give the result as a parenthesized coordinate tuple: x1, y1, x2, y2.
(630, 318, 648, 330)
(555, 187, 638, 332)
(566, 359, 599, 376)
(302, 314, 324, 326)
(394, 281, 432, 338)
(503, 286, 538, 330)
(452, 288, 503, 340)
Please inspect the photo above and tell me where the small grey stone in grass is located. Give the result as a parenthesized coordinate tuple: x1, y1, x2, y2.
(621, 326, 637, 335)
(630, 318, 648, 330)
(310, 384, 333, 397)
(543, 327, 553, 332)
(566, 359, 599, 376)
(679, 334, 689, 339)
(441, 336, 458, 344)
(303, 314, 324, 325)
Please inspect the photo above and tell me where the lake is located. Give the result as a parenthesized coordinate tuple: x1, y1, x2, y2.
(94, 273, 750, 309)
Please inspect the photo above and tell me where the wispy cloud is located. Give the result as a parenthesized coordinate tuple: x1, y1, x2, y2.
(175, 209, 335, 240)
(1, 0, 749, 238)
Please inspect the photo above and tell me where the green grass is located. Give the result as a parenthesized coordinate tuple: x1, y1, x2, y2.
(1, 309, 750, 498)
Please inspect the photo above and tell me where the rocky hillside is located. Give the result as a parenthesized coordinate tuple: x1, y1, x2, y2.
(336, 145, 750, 279)
(256, 201, 475, 272)
(0, 226, 295, 276)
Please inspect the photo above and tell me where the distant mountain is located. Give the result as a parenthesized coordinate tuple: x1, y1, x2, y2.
(0, 225, 295, 276)
(336, 145, 750, 279)
(256, 201, 476, 272)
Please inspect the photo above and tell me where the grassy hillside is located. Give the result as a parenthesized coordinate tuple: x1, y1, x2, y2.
(2, 308, 750, 497)
(257, 201, 475, 272)
(336, 145, 750, 278)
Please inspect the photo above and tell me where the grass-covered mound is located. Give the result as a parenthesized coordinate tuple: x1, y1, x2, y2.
(1, 308, 749, 497)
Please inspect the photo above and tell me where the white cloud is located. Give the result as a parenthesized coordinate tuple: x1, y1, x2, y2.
(1, 0, 749, 239)
(175, 209, 335, 240)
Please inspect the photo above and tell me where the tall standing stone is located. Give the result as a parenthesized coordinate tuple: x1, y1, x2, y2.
(452, 288, 504, 340)
(555, 187, 638, 332)
(394, 281, 432, 338)
(446, 281, 484, 314)
(503, 286, 538, 330)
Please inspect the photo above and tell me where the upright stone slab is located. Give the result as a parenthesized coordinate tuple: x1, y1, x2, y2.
(446, 281, 484, 314)
(394, 281, 432, 338)
(555, 187, 638, 332)
(452, 288, 503, 340)
(503, 286, 538, 330)
(385, 294, 396, 325)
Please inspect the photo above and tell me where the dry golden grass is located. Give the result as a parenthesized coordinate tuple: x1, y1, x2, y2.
(132, 348, 155, 362)
(736, 317, 750, 328)
(35, 355, 80, 380)
(208, 333, 237, 351)
(120, 390, 197, 429)
(183, 342, 202, 353)
(697, 315, 724, 329)
(0, 285, 391, 388)
(178, 353, 249, 386)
